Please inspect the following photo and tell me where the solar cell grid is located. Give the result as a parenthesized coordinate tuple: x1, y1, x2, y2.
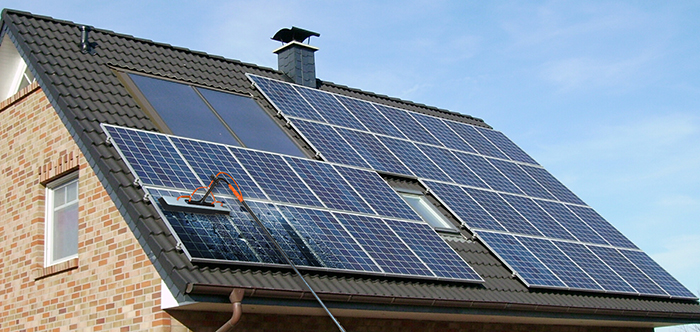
(336, 128, 412, 175)
(231, 148, 323, 207)
(335, 95, 406, 138)
(291, 119, 371, 169)
(334, 166, 422, 221)
(296, 87, 367, 131)
(277, 206, 380, 272)
(476, 127, 539, 165)
(620, 249, 696, 298)
(477, 231, 565, 288)
(374, 104, 441, 145)
(521, 165, 586, 205)
(568, 205, 638, 249)
(517, 236, 601, 290)
(587, 245, 666, 296)
(105, 126, 200, 189)
(334, 213, 433, 276)
(423, 181, 506, 231)
(385, 219, 482, 281)
(489, 159, 556, 200)
(285, 157, 374, 214)
(465, 188, 543, 237)
(378, 136, 452, 182)
(418, 145, 489, 189)
(248, 75, 325, 122)
(454, 152, 522, 194)
(501, 194, 575, 241)
(552, 240, 635, 293)
(536, 201, 608, 245)
(169, 137, 267, 199)
(445, 121, 508, 159)
(411, 113, 476, 153)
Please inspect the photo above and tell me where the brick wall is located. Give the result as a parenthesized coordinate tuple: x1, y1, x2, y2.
(0, 84, 187, 331)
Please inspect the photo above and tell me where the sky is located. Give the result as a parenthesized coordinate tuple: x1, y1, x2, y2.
(3, 1, 699, 329)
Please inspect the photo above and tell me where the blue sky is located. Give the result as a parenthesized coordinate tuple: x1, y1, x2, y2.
(4, 1, 698, 329)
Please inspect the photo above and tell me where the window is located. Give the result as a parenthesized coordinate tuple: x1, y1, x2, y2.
(0, 34, 36, 100)
(124, 73, 304, 157)
(399, 192, 458, 232)
(45, 175, 79, 266)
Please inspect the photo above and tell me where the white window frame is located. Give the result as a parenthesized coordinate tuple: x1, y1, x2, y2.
(398, 191, 459, 233)
(44, 173, 79, 266)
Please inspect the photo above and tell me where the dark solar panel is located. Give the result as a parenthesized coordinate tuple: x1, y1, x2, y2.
(336, 128, 412, 175)
(374, 104, 441, 145)
(291, 119, 371, 169)
(553, 241, 636, 293)
(587, 246, 666, 296)
(418, 145, 489, 189)
(521, 165, 586, 205)
(411, 112, 476, 153)
(536, 201, 608, 245)
(475, 127, 539, 165)
(336, 95, 407, 138)
(620, 249, 696, 299)
(490, 159, 557, 200)
(423, 181, 506, 232)
(454, 152, 522, 194)
(248, 74, 325, 121)
(445, 121, 508, 159)
(296, 86, 367, 131)
(378, 136, 452, 182)
(568, 205, 638, 249)
(464, 188, 543, 237)
(501, 194, 576, 241)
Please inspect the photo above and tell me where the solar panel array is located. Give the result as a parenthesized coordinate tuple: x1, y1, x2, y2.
(103, 124, 482, 283)
(247, 74, 696, 299)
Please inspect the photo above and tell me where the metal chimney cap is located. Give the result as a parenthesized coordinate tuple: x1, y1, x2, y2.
(272, 27, 320, 44)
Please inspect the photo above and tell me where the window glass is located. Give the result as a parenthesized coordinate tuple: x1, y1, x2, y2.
(399, 192, 456, 231)
(197, 87, 304, 157)
(47, 177, 79, 265)
(128, 73, 240, 146)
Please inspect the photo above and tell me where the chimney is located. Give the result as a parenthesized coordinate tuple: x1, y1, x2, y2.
(272, 27, 320, 88)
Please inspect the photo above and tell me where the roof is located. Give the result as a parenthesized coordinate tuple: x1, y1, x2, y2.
(2, 8, 699, 325)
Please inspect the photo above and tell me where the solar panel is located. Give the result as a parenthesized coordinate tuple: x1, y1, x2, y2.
(453, 152, 522, 194)
(285, 157, 374, 214)
(536, 200, 608, 245)
(334, 166, 422, 221)
(489, 159, 557, 200)
(445, 121, 508, 159)
(384, 219, 482, 281)
(418, 144, 489, 189)
(500, 194, 576, 241)
(410, 113, 476, 153)
(335, 95, 406, 138)
(378, 136, 452, 182)
(552, 241, 636, 293)
(475, 127, 539, 165)
(104, 125, 201, 190)
(230, 148, 323, 207)
(423, 181, 506, 232)
(517, 236, 602, 290)
(290, 119, 371, 168)
(335, 128, 412, 175)
(374, 104, 441, 145)
(620, 249, 696, 299)
(169, 137, 267, 199)
(464, 188, 543, 237)
(586, 246, 667, 296)
(296, 86, 367, 131)
(248, 74, 325, 122)
(333, 213, 433, 276)
(520, 165, 586, 205)
(477, 231, 565, 288)
(567, 205, 637, 249)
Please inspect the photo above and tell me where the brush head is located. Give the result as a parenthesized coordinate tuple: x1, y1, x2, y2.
(158, 196, 231, 215)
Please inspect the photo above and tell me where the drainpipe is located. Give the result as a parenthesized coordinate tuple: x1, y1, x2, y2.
(216, 288, 245, 332)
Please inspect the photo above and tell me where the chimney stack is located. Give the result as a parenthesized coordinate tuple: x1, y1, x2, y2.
(272, 27, 320, 88)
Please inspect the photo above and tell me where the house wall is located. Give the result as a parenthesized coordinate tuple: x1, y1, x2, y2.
(0, 83, 187, 331)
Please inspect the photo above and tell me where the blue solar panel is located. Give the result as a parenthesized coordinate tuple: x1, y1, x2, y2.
(296, 86, 367, 131)
(454, 152, 522, 194)
(276, 205, 381, 272)
(336, 128, 412, 175)
(620, 249, 696, 299)
(335, 95, 406, 138)
(536, 201, 608, 245)
(568, 205, 638, 249)
(445, 121, 508, 159)
(477, 231, 565, 288)
(334, 166, 421, 221)
(385, 219, 482, 281)
(285, 157, 374, 214)
(248, 75, 325, 122)
(587, 245, 666, 296)
(418, 145, 489, 189)
(552, 240, 635, 293)
(475, 127, 539, 165)
(333, 213, 433, 276)
(104, 125, 201, 190)
(464, 188, 542, 237)
(411, 113, 476, 153)
(169, 137, 267, 199)
(291, 119, 371, 169)
(423, 181, 506, 232)
(231, 148, 323, 207)
(374, 104, 441, 145)
(520, 165, 586, 205)
(378, 136, 452, 182)
(517, 236, 602, 290)
(500, 194, 576, 241)
(489, 159, 557, 200)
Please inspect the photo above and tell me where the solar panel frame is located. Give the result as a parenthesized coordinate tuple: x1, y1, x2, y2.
(295, 86, 368, 131)
(567, 205, 638, 249)
(445, 121, 509, 159)
(520, 165, 587, 206)
(418, 144, 489, 189)
(464, 188, 543, 237)
(289, 119, 371, 169)
(378, 136, 453, 182)
(422, 181, 507, 232)
(475, 127, 539, 165)
(247, 74, 326, 122)
(410, 112, 477, 153)
(587, 245, 668, 297)
(374, 104, 442, 145)
(500, 194, 576, 241)
(490, 159, 557, 200)
(536, 200, 608, 246)
(335, 95, 407, 138)
(335, 127, 413, 176)
(454, 152, 523, 194)
(620, 249, 697, 299)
